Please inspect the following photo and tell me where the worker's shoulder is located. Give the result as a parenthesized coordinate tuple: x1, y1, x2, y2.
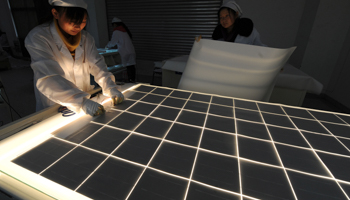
(236, 18, 254, 37)
(112, 29, 127, 35)
(113, 30, 130, 40)
(26, 24, 51, 41)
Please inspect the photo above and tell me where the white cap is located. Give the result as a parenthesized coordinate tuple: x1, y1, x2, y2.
(112, 17, 122, 23)
(48, 0, 87, 9)
(221, 0, 243, 17)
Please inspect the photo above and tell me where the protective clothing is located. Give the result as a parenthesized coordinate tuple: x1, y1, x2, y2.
(25, 21, 122, 113)
(234, 27, 265, 46)
(48, 0, 87, 9)
(212, 18, 266, 46)
(105, 26, 136, 67)
(221, 0, 243, 17)
(109, 87, 124, 105)
(112, 17, 122, 23)
(82, 98, 105, 116)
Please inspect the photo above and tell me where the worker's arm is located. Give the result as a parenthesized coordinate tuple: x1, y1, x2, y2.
(25, 30, 93, 113)
(105, 30, 120, 49)
(85, 33, 124, 105)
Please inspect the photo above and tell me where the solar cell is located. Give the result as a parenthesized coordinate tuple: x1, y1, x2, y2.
(5, 84, 350, 199)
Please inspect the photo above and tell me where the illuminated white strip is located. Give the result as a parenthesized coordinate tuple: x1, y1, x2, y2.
(76, 86, 349, 199)
(285, 167, 350, 183)
(237, 113, 350, 156)
(183, 95, 212, 200)
(145, 166, 255, 199)
(335, 114, 350, 126)
(96, 121, 241, 160)
(74, 90, 350, 197)
(162, 139, 199, 149)
(307, 112, 350, 153)
(281, 107, 350, 199)
(0, 111, 85, 162)
(238, 153, 350, 185)
(235, 117, 266, 125)
(281, 103, 345, 115)
(233, 100, 244, 200)
(190, 180, 258, 200)
(39, 85, 143, 176)
(39, 122, 107, 175)
(239, 157, 285, 169)
(198, 143, 238, 158)
(75, 86, 169, 191)
(172, 121, 208, 130)
(5, 84, 350, 199)
(236, 133, 275, 143)
(257, 103, 298, 200)
(0, 85, 144, 199)
(234, 106, 261, 114)
(74, 131, 135, 191)
(125, 89, 195, 200)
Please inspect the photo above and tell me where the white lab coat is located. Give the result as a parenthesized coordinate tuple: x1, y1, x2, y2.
(215, 27, 266, 47)
(105, 29, 136, 67)
(25, 21, 118, 112)
(235, 27, 266, 47)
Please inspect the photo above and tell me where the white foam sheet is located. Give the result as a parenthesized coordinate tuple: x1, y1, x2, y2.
(178, 39, 296, 101)
(161, 55, 189, 72)
(277, 63, 323, 94)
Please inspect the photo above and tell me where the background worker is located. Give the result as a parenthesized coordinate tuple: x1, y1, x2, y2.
(212, 0, 266, 46)
(25, 0, 124, 116)
(106, 17, 136, 83)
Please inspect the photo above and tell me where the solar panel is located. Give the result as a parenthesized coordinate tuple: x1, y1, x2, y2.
(5, 84, 350, 199)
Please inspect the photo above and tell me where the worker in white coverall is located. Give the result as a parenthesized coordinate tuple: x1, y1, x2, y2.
(212, 0, 266, 46)
(25, 0, 124, 116)
(105, 17, 136, 83)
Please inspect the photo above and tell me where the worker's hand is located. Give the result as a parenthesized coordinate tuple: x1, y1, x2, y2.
(82, 98, 105, 116)
(195, 35, 202, 42)
(110, 87, 124, 105)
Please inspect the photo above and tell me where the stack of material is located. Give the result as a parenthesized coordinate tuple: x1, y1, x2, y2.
(178, 39, 296, 101)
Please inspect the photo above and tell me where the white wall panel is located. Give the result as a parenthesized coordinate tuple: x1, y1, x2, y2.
(235, 0, 305, 49)
(300, 0, 350, 89)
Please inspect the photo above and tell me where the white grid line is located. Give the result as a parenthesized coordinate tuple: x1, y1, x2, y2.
(183, 95, 213, 200)
(256, 103, 298, 199)
(9, 84, 350, 199)
(281, 106, 350, 199)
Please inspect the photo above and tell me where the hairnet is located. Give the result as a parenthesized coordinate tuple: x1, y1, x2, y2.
(112, 17, 122, 23)
(48, 0, 87, 9)
(221, 0, 243, 17)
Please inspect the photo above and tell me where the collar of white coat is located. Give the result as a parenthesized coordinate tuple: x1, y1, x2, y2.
(49, 21, 84, 60)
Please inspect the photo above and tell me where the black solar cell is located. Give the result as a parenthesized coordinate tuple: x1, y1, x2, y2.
(10, 84, 350, 199)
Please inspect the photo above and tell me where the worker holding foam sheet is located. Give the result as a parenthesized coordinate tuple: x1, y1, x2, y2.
(212, 0, 266, 46)
(105, 17, 136, 83)
(25, 0, 124, 116)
